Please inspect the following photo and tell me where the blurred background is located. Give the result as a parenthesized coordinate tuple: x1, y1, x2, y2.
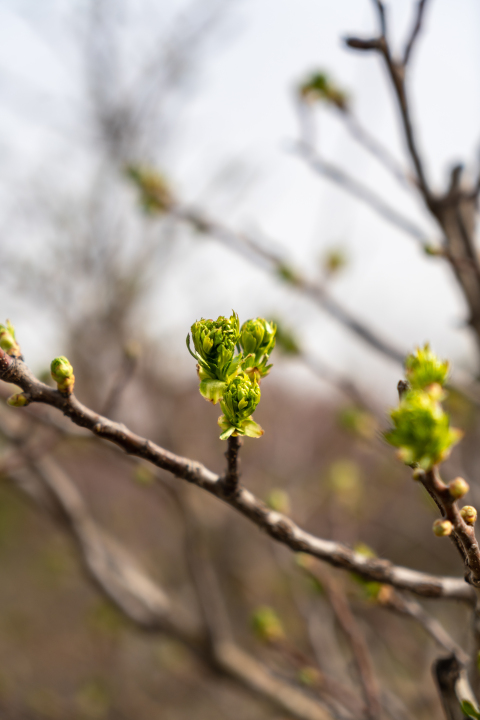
(0, 0, 480, 718)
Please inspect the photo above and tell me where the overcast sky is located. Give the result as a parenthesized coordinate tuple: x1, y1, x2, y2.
(0, 0, 479, 404)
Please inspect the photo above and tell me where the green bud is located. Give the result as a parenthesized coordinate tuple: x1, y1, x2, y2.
(323, 247, 348, 275)
(6, 392, 30, 407)
(50, 356, 75, 394)
(404, 344, 449, 390)
(0, 320, 21, 358)
(338, 407, 376, 440)
(297, 667, 321, 687)
(126, 165, 174, 214)
(461, 506, 477, 525)
(299, 71, 349, 111)
(240, 318, 276, 379)
(448, 477, 469, 500)
(187, 312, 241, 399)
(251, 606, 285, 643)
(385, 386, 462, 470)
(432, 519, 453, 537)
(218, 373, 263, 440)
(266, 489, 291, 515)
(412, 468, 425, 481)
(273, 320, 301, 356)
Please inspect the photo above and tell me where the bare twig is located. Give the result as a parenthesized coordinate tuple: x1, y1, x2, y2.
(294, 142, 430, 245)
(172, 204, 406, 365)
(4, 448, 338, 720)
(318, 571, 383, 720)
(380, 590, 469, 664)
(223, 435, 242, 497)
(0, 349, 474, 603)
(419, 467, 480, 588)
(403, 0, 430, 66)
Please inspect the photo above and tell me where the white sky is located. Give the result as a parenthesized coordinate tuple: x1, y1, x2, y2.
(0, 0, 479, 405)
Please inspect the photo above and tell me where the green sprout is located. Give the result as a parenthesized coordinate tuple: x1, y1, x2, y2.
(187, 312, 242, 403)
(404, 344, 449, 390)
(50, 356, 75, 394)
(240, 318, 276, 380)
(251, 606, 285, 643)
(218, 373, 263, 440)
(188, 312, 276, 439)
(126, 165, 174, 214)
(0, 320, 21, 358)
(299, 71, 349, 111)
(385, 347, 461, 470)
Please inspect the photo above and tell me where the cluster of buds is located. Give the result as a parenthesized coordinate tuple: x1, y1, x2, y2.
(126, 165, 174, 214)
(298, 71, 349, 111)
(385, 345, 462, 470)
(51, 356, 75, 395)
(187, 312, 276, 440)
(0, 320, 22, 358)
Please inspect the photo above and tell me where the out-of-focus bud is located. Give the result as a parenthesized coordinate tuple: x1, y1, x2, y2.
(50, 356, 75, 394)
(448, 477, 469, 500)
(299, 71, 349, 111)
(412, 468, 425, 481)
(323, 247, 348, 276)
(404, 344, 449, 390)
(251, 606, 285, 643)
(432, 519, 453, 537)
(266, 489, 291, 515)
(273, 319, 301, 356)
(297, 666, 321, 687)
(338, 406, 377, 440)
(385, 385, 462, 470)
(461, 506, 477, 525)
(6, 392, 30, 407)
(0, 320, 22, 358)
(126, 165, 174, 214)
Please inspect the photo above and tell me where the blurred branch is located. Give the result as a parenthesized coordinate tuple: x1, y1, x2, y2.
(172, 204, 406, 366)
(318, 571, 382, 720)
(0, 350, 474, 603)
(3, 442, 339, 720)
(293, 140, 430, 245)
(403, 0, 430, 66)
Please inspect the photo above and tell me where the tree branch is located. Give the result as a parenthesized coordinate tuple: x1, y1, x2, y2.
(403, 0, 430, 67)
(0, 349, 474, 603)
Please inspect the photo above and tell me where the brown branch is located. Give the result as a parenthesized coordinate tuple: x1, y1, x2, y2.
(172, 204, 406, 366)
(403, 0, 429, 67)
(317, 570, 383, 720)
(0, 349, 474, 603)
(4, 448, 338, 720)
(419, 468, 480, 588)
(380, 590, 469, 664)
(294, 142, 430, 246)
(223, 435, 242, 497)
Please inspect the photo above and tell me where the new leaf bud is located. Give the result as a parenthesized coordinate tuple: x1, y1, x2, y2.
(251, 606, 285, 643)
(461, 506, 477, 525)
(0, 320, 21, 358)
(448, 477, 469, 500)
(404, 344, 449, 390)
(6, 393, 30, 407)
(50, 356, 75, 394)
(432, 519, 453, 537)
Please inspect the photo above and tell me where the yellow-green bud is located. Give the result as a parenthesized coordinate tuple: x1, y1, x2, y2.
(0, 320, 21, 358)
(50, 356, 75, 394)
(412, 468, 425, 482)
(6, 392, 30, 407)
(266, 489, 290, 514)
(461, 506, 477, 525)
(251, 606, 285, 643)
(432, 519, 453, 537)
(297, 666, 321, 687)
(448, 477, 469, 500)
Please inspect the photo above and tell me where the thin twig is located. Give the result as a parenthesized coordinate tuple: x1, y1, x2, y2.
(223, 435, 242, 497)
(403, 0, 430, 66)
